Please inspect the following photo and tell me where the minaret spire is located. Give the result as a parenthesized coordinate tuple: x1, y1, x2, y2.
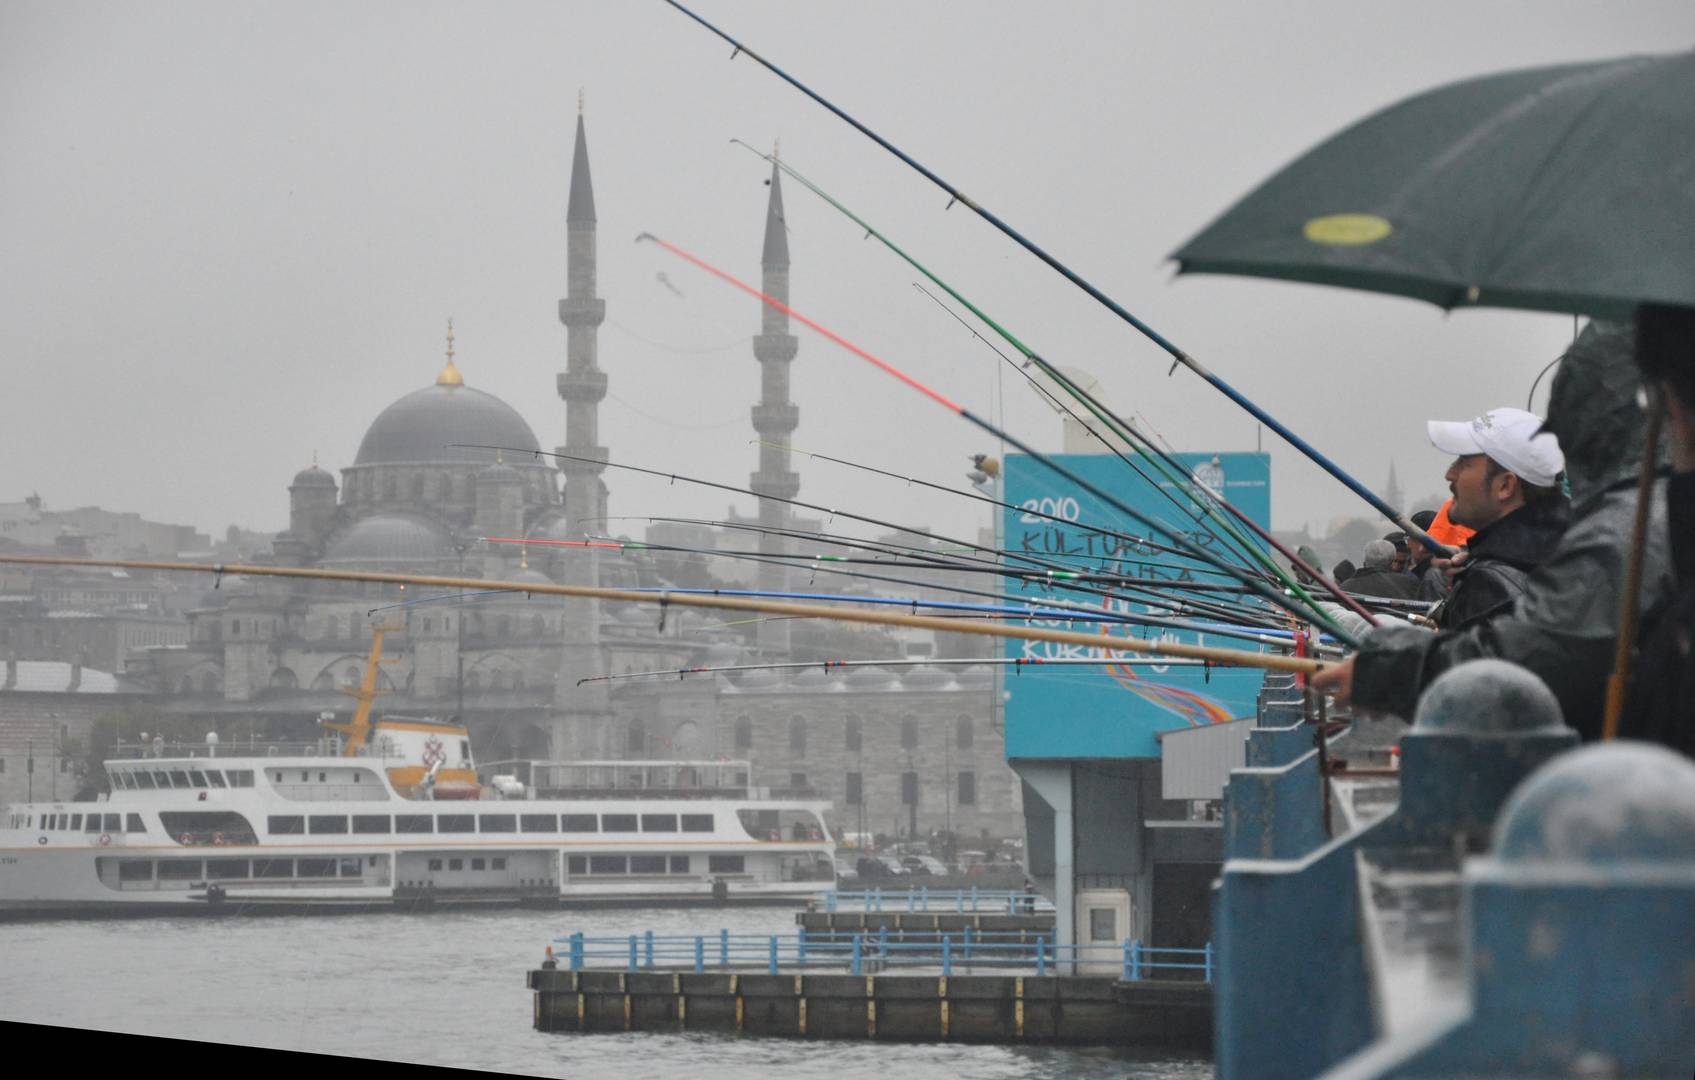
(751, 152, 800, 655)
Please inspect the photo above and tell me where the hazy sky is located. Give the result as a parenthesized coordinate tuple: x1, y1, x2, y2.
(4, 1, 1692, 547)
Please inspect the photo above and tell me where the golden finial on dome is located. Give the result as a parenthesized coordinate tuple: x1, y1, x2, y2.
(437, 317, 463, 386)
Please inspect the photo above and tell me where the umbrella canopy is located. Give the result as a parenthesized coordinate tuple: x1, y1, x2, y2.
(1173, 52, 1695, 319)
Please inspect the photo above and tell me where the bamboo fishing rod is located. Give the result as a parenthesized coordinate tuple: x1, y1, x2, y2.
(664, 0, 1446, 557)
(726, 140, 1372, 626)
(578, 655, 1226, 687)
(0, 555, 1326, 674)
(633, 230, 1360, 644)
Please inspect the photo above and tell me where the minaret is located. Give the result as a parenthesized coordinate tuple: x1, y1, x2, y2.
(553, 94, 613, 756)
(750, 149, 800, 655)
(558, 93, 609, 536)
(1386, 460, 1405, 513)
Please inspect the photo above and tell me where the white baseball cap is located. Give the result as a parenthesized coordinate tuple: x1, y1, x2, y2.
(1427, 407, 1564, 487)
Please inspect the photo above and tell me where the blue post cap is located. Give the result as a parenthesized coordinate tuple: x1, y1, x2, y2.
(1494, 742, 1695, 865)
(1412, 659, 1567, 735)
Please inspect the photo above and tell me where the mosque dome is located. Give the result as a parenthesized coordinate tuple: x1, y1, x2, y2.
(904, 664, 955, 690)
(322, 513, 454, 566)
(354, 373, 541, 467)
(291, 464, 336, 488)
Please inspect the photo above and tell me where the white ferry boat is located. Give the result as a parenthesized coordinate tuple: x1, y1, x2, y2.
(0, 714, 835, 916)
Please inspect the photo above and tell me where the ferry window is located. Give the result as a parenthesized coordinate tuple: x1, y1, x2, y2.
(297, 858, 336, 878)
(561, 815, 598, 833)
(471, 858, 486, 871)
(168, 771, 190, 787)
(845, 773, 862, 805)
(567, 856, 587, 874)
(351, 815, 391, 835)
(520, 814, 558, 833)
(491, 857, 506, 871)
(126, 814, 145, 833)
(228, 771, 254, 788)
(640, 814, 678, 833)
(318, 772, 327, 783)
(589, 855, 626, 874)
(206, 859, 249, 880)
(158, 860, 203, 880)
(630, 855, 666, 874)
(437, 814, 474, 833)
(85, 815, 102, 833)
(188, 770, 209, 788)
(206, 771, 227, 788)
(275, 772, 284, 783)
(70, 814, 83, 831)
(118, 860, 153, 882)
(162, 811, 259, 845)
(268, 816, 305, 835)
(395, 815, 433, 834)
(447, 858, 463, 872)
(254, 858, 294, 879)
(104, 814, 120, 831)
(708, 855, 745, 874)
(602, 814, 638, 833)
(135, 771, 156, 790)
(681, 814, 714, 833)
(43, 814, 56, 830)
(459, 740, 470, 763)
(152, 771, 171, 788)
(478, 815, 516, 833)
(300, 772, 309, 782)
(308, 816, 348, 834)
(669, 856, 690, 874)
(427, 859, 443, 871)
(958, 771, 977, 805)
(339, 858, 361, 877)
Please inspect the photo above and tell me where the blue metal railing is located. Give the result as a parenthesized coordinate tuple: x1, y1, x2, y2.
(547, 927, 1209, 981)
(822, 886, 1055, 914)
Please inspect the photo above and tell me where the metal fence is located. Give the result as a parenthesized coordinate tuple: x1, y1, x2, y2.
(822, 887, 1056, 914)
(547, 927, 1211, 981)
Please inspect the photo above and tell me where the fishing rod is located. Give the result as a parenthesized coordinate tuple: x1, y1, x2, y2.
(480, 534, 1297, 646)
(610, 512, 1288, 628)
(667, 0, 1446, 558)
(0, 555, 1327, 674)
(578, 655, 1226, 687)
(726, 139, 1372, 625)
(462, 444, 1279, 625)
(632, 231, 1360, 644)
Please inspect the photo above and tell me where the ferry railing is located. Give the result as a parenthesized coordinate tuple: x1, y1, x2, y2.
(547, 928, 1209, 982)
(822, 887, 1054, 914)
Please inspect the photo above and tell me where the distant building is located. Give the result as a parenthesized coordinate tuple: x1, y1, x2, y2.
(0, 659, 144, 807)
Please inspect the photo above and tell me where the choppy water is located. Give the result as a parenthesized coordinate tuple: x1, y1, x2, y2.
(0, 907, 1211, 1078)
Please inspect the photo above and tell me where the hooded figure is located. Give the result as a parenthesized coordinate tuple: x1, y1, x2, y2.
(1342, 322, 1676, 734)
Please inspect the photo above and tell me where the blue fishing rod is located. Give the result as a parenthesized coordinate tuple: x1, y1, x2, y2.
(661, 0, 1449, 555)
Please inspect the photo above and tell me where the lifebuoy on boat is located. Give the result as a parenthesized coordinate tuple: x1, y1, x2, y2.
(179, 832, 193, 846)
(98, 833, 111, 847)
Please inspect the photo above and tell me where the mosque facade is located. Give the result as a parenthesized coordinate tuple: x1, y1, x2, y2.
(128, 112, 1021, 840)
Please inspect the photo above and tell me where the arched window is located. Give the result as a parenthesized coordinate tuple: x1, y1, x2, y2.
(789, 716, 807, 757)
(734, 716, 753, 751)
(956, 715, 974, 750)
(199, 671, 220, 696)
(343, 666, 360, 689)
(900, 715, 918, 752)
(845, 715, 862, 753)
(269, 667, 298, 690)
(491, 670, 510, 691)
(513, 671, 526, 690)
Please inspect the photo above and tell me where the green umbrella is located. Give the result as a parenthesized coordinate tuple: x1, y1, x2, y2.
(1173, 52, 1695, 319)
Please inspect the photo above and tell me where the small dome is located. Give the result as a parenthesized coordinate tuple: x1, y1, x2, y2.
(955, 664, 993, 688)
(1413, 660, 1566, 735)
(846, 666, 897, 690)
(788, 666, 834, 690)
(703, 642, 743, 667)
(905, 665, 955, 690)
(291, 464, 336, 488)
(502, 563, 553, 589)
(354, 378, 541, 466)
(1495, 743, 1695, 866)
(322, 513, 454, 566)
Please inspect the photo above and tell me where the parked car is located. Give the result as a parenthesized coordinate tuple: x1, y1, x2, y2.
(833, 856, 860, 882)
(900, 855, 948, 877)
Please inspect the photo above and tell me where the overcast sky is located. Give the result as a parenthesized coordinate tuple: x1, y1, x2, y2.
(4, 1, 1692, 549)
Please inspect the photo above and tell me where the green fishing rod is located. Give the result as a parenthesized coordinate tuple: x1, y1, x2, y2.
(729, 142, 1372, 628)
(665, 0, 1447, 559)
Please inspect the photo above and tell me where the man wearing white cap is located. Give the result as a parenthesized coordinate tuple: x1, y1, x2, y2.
(1424, 406, 1569, 630)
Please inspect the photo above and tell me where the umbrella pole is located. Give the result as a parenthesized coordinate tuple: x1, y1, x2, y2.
(1601, 388, 1663, 739)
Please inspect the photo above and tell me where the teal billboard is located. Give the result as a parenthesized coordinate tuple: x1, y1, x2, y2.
(1001, 451, 1272, 759)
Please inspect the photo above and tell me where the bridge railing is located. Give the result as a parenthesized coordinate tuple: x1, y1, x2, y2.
(546, 928, 1210, 982)
(822, 887, 1055, 914)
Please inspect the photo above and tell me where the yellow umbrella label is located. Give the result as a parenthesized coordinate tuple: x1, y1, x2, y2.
(1303, 213, 1392, 246)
